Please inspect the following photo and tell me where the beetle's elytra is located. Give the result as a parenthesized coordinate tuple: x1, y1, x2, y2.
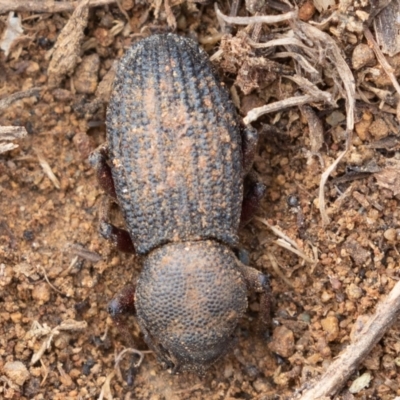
(91, 33, 269, 373)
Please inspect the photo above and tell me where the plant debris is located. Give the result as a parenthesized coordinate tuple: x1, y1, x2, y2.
(0, 125, 26, 154)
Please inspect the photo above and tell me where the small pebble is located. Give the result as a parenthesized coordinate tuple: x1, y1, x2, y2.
(74, 54, 100, 94)
(349, 371, 372, 393)
(268, 325, 295, 358)
(321, 315, 339, 342)
(368, 119, 389, 139)
(326, 111, 346, 127)
(352, 43, 375, 70)
(32, 282, 51, 305)
(26, 61, 40, 75)
(346, 283, 363, 300)
(94, 27, 114, 47)
(298, 1, 316, 21)
(355, 112, 372, 141)
(4, 361, 30, 385)
(383, 228, 397, 242)
(224, 361, 233, 379)
(253, 377, 270, 393)
(73, 132, 94, 160)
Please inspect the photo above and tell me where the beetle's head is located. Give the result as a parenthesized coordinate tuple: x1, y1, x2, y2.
(135, 241, 247, 373)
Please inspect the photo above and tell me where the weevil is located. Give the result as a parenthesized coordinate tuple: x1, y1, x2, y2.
(90, 33, 269, 374)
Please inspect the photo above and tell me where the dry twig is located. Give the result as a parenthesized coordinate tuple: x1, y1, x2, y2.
(0, 0, 116, 14)
(33, 147, 61, 189)
(363, 26, 400, 97)
(98, 348, 147, 400)
(267, 253, 294, 288)
(294, 21, 355, 225)
(0, 87, 40, 111)
(298, 279, 400, 400)
(215, 4, 297, 26)
(244, 94, 326, 124)
(47, 0, 90, 88)
(0, 125, 27, 154)
(65, 243, 103, 263)
(30, 320, 87, 365)
(255, 217, 315, 263)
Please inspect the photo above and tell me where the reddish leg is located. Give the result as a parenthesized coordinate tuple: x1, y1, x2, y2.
(108, 284, 141, 384)
(89, 144, 117, 199)
(90, 145, 136, 254)
(100, 220, 135, 254)
(108, 283, 136, 345)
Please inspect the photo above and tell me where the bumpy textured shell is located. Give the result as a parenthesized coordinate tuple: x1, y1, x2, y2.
(135, 241, 248, 370)
(107, 34, 243, 255)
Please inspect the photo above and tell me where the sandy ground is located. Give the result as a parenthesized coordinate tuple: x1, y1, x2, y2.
(1, 0, 400, 399)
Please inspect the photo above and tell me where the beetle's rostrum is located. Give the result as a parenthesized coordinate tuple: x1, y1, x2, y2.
(90, 33, 269, 373)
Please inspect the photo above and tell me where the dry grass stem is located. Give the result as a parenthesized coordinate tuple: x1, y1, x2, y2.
(0, 87, 40, 111)
(33, 147, 61, 189)
(255, 217, 298, 248)
(255, 217, 315, 263)
(298, 279, 400, 399)
(97, 348, 146, 400)
(293, 21, 355, 225)
(273, 52, 319, 75)
(248, 36, 311, 50)
(215, 4, 297, 26)
(98, 371, 115, 400)
(318, 150, 347, 225)
(114, 348, 146, 369)
(284, 75, 334, 103)
(0, 0, 117, 14)
(299, 105, 324, 153)
(0, 126, 27, 154)
(295, 21, 355, 133)
(30, 320, 87, 364)
(65, 243, 103, 263)
(40, 265, 68, 296)
(0, 126, 27, 140)
(274, 239, 315, 263)
(244, 94, 326, 124)
(363, 26, 400, 97)
(267, 253, 294, 287)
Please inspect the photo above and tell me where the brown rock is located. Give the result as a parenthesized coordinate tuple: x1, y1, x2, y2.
(355, 112, 372, 141)
(352, 44, 375, 70)
(298, 1, 316, 21)
(384, 228, 397, 242)
(321, 315, 339, 342)
(346, 283, 363, 300)
(94, 27, 114, 47)
(31, 282, 51, 305)
(73, 54, 100, 94)
(4, 361, 30, 386)
(369, 119, 389, 139)
(268, 325, 295, 358)
(342, 238, 371, 265)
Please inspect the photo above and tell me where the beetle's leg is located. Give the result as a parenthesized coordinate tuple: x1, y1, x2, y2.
(237, 262, 272, 325)
(89, 143, 117, 199)
(100, 220, 135, 254)
(242, 125, 258, 174)
(108, 284, 142, 385)
(108, 284, 136, 344)
(97, 196, 136, 254)
(240, 178, 266, 227)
